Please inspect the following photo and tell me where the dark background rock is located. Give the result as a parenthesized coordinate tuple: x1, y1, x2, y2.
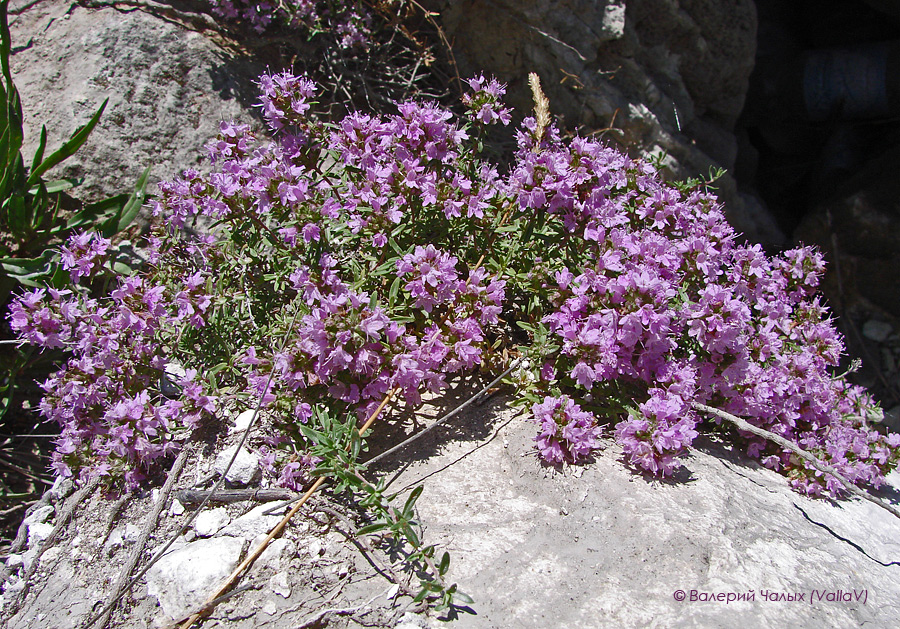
(737, 0, 900, 411)
(425, 0, 784, 245)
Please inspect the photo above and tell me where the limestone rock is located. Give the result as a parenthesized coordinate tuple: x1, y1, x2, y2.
(381, 401, 900, 628)
(193, 507, 230, 537)
(230, 409, 258, 435)
(22, 505, 53, 528)
(145, 536, 245, 620)
(218, 503, 282, 539)
(8, 0, 265, 202)
(214, 445, 261, 486)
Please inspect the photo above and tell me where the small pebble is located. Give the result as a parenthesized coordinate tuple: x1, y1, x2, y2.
(269, 572, 291, 598)
(230, 409, 258, 435)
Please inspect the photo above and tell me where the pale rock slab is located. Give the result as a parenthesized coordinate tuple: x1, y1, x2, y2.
(218, 503, 283, 539)
(145, 536, 245, 620)
(193, 507, 231, 537)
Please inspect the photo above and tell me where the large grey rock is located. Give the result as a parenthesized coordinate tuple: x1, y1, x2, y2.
(5, 395, 900, 628)
(8, 0, 265, 202)
(429, 0, 755, 167)
(378, 398, 900, 628)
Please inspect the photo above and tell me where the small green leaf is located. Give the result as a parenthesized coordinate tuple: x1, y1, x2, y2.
(357, 522, 391, 536)
(30, 177, 78, 195)
(402, 485, 423, 519)
(29, 125, 47, 174)
(438, 551, 450, 575)
(453, 590, 475, 605)
(27, 97, 109, 187)
(104, 166, 151, 236)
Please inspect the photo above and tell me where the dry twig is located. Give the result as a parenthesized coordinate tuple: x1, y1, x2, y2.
(92, 445, 191, 628)
(694, 403, 900, 520)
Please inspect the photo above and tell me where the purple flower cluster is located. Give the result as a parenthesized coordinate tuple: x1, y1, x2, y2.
(244, 248, 505, 423)
(9, 278, 217, 489)
(60, 231, 111, 283)
(532, 395, 602, 463)
(513, 121, 896, 491)
(11, 69, 899, 498)
(462, 75, 512, 126)
(256, 71, 317, 132)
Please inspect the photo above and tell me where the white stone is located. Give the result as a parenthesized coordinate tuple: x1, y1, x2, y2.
(169, 499, 185, 516)
(49, 477, 72, 501)
(160, 362, 186, 398)
(123, 524, 140, 542)
(5, 554, 23, 568)
(27, 522, 53, 548)
(230, 409, 258, 435)
(214, 446, 260, 486)
(305, 539, 324, 558)
(268, 572, 291, 598)
(24, 505, 54, 527)
(21, 548, 37, 571)
(218, 504, 281, 539)
(193, 508, 230, 537)
(862, 320, 893, 343)
(145, 536, 244, 620)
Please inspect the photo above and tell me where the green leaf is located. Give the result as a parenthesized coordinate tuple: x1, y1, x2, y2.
(30, 177, 78, 195)
(29, 125, 47, 174)
(438, 551, 450, 575)
(4, 190, 26, 234)
(402, 485, 423, 519)
(102, 166, 151, 236)
(0, 249, 57, 285)
(357, 522, 391, 536)
(27, 97, 108, 187)
(388, 275, 401, 308)
(452, 590, 475, 605)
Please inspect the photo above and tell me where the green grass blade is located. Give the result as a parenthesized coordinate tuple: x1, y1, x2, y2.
(27, 97, 108, 187)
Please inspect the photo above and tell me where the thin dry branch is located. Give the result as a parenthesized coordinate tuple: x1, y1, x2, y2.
(9, 475, 101, 610)
(93, 445, 191, 628)
(693, 402, 900, 520)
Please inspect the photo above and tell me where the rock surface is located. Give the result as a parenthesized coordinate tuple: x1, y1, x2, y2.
(380, 399, 900, 627)
(145, 535, 245, 620)
(8, 0, 265, 202)
(3, 396, 900, 627)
